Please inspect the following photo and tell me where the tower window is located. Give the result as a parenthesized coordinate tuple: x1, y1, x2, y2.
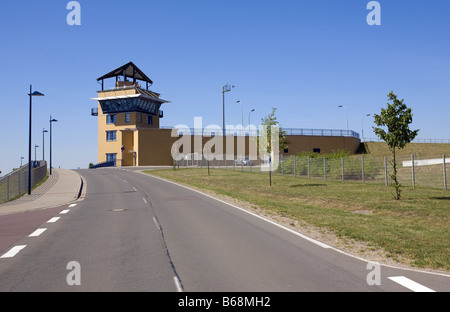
(147, 115, 152, 125)
(106, 131, 117, 141)
(125, 113, 130, 123)
(106, 114, 116, 124)
(139, 114, 142, 123)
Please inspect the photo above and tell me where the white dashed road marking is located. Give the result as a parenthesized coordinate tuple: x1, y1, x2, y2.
(29, 228, 47, 237)
(1, 245, 27, 258)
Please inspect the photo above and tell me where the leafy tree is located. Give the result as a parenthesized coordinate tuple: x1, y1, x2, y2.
(259, 107, 290, 154)
(259, 107, 290, 185)
(373, 91, 419, 200)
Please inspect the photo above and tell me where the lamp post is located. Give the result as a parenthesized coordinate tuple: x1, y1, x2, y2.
(338, 105, 349, 132)
(21, 156, 24, 167)
(28, 85, 45, 195)
(42, 129, 48, 162)
(49, 116, 58, 175)
(34, 145, 39, 162)
(248, 108, 255, 135)
(222, 83, 234, 136)
(362, 114, 371, 141)
(236, 100, 243, 127)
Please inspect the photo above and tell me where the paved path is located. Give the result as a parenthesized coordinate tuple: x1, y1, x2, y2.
(0, 169, 83, 216)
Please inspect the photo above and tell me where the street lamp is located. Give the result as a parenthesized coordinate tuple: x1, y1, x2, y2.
(236, 100, 243, 127)
(34, 145, 39, 162)
(28, 85, 45, 195)
(21, 156, 24, 167)
(362, 114, 371, 141)
(42, 129, 48, 162)
(248, 108, 255, 134)
(338, 105, 349, 132)
(222, 83, 234, 136)
(49, 116, 58, 175)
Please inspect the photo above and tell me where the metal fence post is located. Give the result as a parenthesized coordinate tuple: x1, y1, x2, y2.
(294, 155, 297, 177)
(444, 155, 447, 191)
(341, 157, 345, 183)
(362, 155, 365, 184)
(6, 175, 10, 202)
(308, 156, 311, 179)
(384, 157, 388, 186)
(412, 154, 415, 188)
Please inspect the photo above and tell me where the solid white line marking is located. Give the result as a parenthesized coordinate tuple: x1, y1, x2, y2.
(1, 245, 27, 258)
(173, 276, 183, 292)
(133, 187, 137, 191)
(388, 276, 435, 292)
(143, 198, 147, 204)
(60, 209, 70, 214)
(29, 228, 47, 237)
(47, 217, 60, 223)
(68, 204, 77, 208)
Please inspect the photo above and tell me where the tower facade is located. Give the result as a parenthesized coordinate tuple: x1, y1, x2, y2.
(92, 62, 170, 166)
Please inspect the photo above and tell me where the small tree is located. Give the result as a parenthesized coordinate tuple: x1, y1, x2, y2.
(259, 108, 290, 185)
(373, 91, 419, 200)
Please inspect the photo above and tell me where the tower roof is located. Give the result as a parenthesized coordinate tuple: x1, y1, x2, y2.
(97, 61, 153, 85)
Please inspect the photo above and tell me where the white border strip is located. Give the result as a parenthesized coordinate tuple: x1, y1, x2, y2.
(388, 276, 435, 292)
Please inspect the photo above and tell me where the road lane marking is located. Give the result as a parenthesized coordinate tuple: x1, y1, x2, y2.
(153, 217, 161, 230)
(143, 198, 147, 204)
(60, 209, 70, 214)
(29, 228, 47, 237)
(47, 217, 60, 223)
(174, 276, 184, 292)
(68, 204, 77, 208)
(1, 245, 27, 258)
(133, 187, 137, 191)
(388, 276, 435, 292)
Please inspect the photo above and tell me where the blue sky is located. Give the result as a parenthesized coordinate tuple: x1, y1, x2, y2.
(0, 0, 449, 174)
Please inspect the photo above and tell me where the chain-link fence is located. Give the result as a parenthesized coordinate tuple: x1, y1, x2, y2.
(0, 161, 48, 204)
(176, 153, 448, 190)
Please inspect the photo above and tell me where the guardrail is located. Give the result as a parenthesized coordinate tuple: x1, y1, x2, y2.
(0, 161, 48, 204)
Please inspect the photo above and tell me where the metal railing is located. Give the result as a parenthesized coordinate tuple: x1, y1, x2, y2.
(363, 138, 450, 144)
(0, 161, 48, 204)
(160, 127, 360, 139)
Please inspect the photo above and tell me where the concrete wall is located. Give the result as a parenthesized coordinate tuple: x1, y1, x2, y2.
(132, 129, 361, 166)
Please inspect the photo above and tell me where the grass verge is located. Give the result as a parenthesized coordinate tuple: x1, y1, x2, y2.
(144, 168, 450, 273)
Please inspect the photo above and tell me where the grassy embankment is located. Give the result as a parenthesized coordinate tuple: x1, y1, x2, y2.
(143, 142, 450, 272)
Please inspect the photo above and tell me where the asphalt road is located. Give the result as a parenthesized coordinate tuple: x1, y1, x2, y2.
(0, 168, 449, 292)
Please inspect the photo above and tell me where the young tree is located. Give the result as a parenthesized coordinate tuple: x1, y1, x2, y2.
(259, 108, 290, 186)
(373, 91, 419, 200)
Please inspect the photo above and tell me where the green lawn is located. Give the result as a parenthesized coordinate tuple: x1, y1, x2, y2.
(145, 168, 450, 272)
